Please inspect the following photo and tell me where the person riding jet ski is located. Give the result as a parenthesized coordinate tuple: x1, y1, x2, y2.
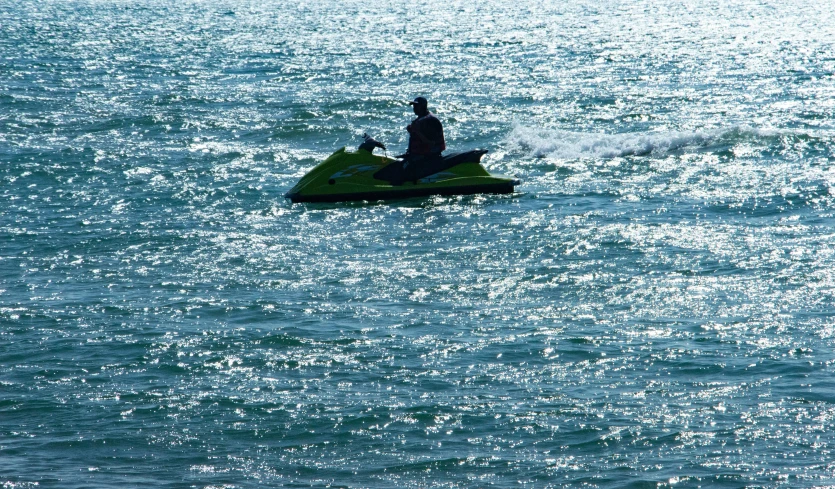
(393, 96, 446, 184)
(283, 97, 520, 202)
(406, 96, 445, 157)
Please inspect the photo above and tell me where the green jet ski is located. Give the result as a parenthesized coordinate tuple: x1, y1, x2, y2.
(284, 135, 519, 203)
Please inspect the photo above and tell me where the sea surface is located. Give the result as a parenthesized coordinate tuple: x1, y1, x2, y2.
(2, 0, 835, 487)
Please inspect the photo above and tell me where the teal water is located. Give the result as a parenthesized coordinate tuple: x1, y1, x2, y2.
(2, 1, 835, 487)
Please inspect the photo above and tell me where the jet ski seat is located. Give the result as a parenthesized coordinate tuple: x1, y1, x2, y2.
(373, 150, 489, 185)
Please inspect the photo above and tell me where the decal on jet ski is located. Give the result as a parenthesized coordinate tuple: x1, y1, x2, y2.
(418, 171, 456, 184)
(329, 164, 380, 180)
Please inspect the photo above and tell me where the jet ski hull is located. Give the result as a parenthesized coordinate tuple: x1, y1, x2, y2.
(285, 147, 518, 203)
(288, 179, 516, 203)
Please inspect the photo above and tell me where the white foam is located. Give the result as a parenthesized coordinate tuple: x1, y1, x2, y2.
(124, 166, 155, 178)
(506, 123, 729, 160)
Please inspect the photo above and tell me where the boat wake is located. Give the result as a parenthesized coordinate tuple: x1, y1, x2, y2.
(506, 124, 783, 160)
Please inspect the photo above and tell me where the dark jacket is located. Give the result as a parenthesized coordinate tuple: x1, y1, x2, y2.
(408, 113, 446, 156)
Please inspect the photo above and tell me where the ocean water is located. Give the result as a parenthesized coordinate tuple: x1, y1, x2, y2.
(2, 0, 835, 487)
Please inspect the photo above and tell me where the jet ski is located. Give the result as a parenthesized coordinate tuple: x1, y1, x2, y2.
(285, 135, 519, 203)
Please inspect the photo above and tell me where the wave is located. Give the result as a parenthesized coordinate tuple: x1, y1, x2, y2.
(506, 124, 785, 160)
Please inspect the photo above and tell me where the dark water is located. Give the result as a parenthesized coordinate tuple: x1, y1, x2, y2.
(2, 0, 835, 487)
